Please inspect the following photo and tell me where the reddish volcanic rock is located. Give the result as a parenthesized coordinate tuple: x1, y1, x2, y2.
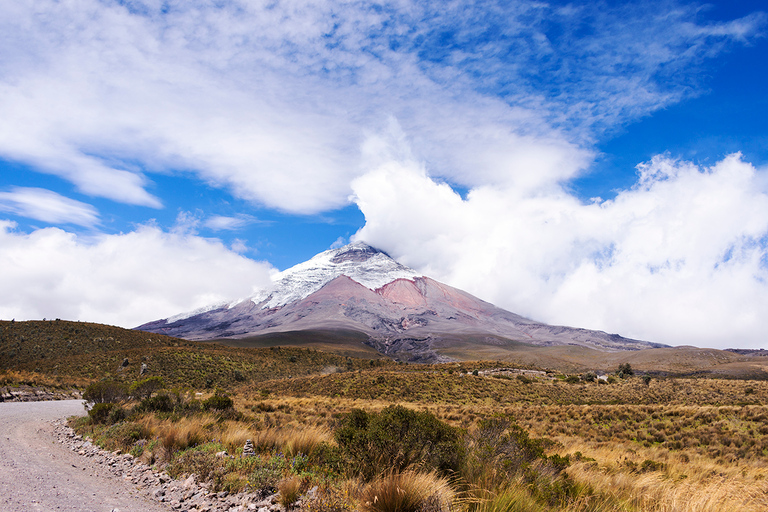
(378, 279, 428, 308)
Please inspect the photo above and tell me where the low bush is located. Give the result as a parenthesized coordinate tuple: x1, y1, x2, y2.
(464, 416, 569, 492)
(247, 454, 286, 496)
(83, 380, 128, 404)
(88, 402, 118, 424)
(129, 376, 165, 400)
(203, 393, 234, 411)
(167, 443, 227, 482)
(335, 405, 465, 480)
(137, 393, 174, 413)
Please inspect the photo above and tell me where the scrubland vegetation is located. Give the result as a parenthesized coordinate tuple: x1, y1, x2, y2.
(67, 367, 768, 512)
(4, 320, 768, 511)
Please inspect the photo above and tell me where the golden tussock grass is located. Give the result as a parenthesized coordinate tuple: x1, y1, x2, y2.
(556, 438, 768, 512)
(278, 476, 304, 508)
(221, 421, 255, 453)
(472, 485, 549, 512)
(249, 425, 334, 457)
(359, 470, 455, 512)
(136, 413, 214, 453)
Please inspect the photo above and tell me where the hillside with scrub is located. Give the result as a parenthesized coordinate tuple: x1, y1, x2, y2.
(3, 320, 768, 511)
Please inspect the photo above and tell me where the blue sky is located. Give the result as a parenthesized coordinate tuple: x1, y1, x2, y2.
(1, 0, 767, 349)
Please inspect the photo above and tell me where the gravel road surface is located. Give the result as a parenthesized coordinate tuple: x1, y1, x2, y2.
(0, 400, 170, 512)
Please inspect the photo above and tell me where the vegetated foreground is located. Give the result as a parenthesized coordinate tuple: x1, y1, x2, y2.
(69, 373, 768, 511)
(3, 320, 768, 511)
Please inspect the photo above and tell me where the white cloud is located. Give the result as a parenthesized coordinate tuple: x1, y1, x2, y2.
(330, 236, 348, 250)
(0, 187, 99, 227)
(0, 1, 762, 213)
(0, 222, 275, 327)
(352, 154, 768, 349)
(204, 214, 257, 231)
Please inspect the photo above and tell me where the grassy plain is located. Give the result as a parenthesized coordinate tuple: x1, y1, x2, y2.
(3, 320, 768, 511)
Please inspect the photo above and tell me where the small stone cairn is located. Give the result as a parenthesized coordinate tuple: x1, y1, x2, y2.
(242, 439, 255, 457)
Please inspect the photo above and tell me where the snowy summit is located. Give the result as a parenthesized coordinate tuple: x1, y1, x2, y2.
(244, 242, 422, 310)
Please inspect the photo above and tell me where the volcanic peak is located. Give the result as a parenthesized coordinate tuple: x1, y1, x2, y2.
(240, 241, 421, 310)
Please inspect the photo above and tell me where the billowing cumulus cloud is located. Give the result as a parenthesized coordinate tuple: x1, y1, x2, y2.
(0, 222, 275, 327)
(352, 154, 768, 349)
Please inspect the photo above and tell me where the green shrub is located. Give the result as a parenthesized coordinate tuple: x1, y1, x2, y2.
(129, 376, 165, 400)
(247, 453, 287, 495)
(335, 405, 465, 480)
(639, 459, 665, 473)
(617, 363, 634, 377)
(98, 422, 150, 451)
(83, 380, 128, 404)
(167, 444, 228, 482)
(137, 393, 174, 413)
(464, 416, 569, 489)
(203, 394, 234, 411)
(564, 375, 580, 384)
(88, 402, 118, 424)
(107, 404, 128, 424)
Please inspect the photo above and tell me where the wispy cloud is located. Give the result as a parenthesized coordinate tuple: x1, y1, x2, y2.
(0, 1, 762, 213)
(0, 187, 99, 227)
(204, 214, 258, 231)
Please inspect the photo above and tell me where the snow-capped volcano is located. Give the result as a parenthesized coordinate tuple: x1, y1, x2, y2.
(163, 242, 420, 324)
(246, 242, 422, 309)
(137, 241, 664, 361)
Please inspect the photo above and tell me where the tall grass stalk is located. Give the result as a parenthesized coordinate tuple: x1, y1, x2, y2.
(359, 470, 455, 512)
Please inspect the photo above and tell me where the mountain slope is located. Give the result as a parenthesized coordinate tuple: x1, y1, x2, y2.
(137, 242, 665, 361)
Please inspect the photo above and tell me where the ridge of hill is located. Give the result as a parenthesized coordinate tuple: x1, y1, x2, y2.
(0, 320, 395, 389)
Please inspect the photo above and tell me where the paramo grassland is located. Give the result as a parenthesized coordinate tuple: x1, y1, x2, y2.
(3, 320, 768, 511)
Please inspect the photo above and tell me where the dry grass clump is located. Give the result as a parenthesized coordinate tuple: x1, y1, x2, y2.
(221, 421, 255, 453)
(283, 426, 334, 457)
(359, 471, 455, 512)
(244, 425, 334, 457)
(278, 476, 304, 508)
(557, 438, 768, 512)
(135, 413, 214, 454)
(472, 486, 549, 512)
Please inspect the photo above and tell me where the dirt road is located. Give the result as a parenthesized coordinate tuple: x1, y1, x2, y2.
(0, 400, 170, 512)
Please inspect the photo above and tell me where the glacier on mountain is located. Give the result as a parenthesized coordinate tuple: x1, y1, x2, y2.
(235, 241, 421, 310)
